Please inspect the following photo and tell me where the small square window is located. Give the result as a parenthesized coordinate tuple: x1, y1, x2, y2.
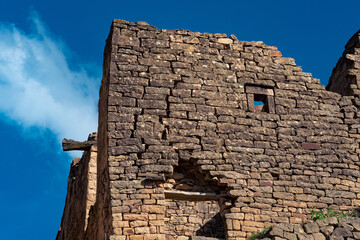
(245, 85, 275, 113)
(254, 95, 266, 112)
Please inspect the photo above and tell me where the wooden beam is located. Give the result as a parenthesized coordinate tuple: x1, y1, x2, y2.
(164, 190, 225, 201)
(62, 138, 96, 151)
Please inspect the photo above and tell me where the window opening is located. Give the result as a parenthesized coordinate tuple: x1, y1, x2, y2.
(245, 85, 275, 113)
(254, 94, 267, 112)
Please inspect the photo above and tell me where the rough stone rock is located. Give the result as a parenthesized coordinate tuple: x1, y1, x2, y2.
(320, 225, 335, 236)
(304, 222, 320, 234)
(331, 227, 353, 238)
(312, 232, 326, 240)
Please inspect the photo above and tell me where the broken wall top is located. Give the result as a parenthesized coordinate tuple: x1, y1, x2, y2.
(327, 30, 360, 96)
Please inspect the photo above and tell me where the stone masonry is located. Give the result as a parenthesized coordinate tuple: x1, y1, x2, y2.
(57, 133, 97, 240)
(259, 217, 360, 240)
(56, 20, 360, 240)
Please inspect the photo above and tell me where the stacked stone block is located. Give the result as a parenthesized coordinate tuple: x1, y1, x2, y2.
(56, 133, 97, 240)
(57, 20, 360, 240)
(327, 30, 360, 96)
(164, 200, 225, 238)
(260, 217, 360, 240)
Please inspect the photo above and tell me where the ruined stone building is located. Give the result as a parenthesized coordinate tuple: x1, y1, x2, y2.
(56, 19, 360, 240)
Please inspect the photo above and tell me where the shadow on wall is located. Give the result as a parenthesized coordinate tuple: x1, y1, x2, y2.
(195, 212, 225, 238)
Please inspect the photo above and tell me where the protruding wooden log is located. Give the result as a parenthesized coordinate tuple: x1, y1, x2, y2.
(164, 190, 225, 201)
(62, 138, 96, 151)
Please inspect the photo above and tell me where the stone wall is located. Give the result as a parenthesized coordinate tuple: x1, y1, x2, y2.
(327, 30, 360, 96)
(84, 30, 114, 240)
(259, 217, 360, 240)
(56, 133, 97, 240)
(57, 20, 360, 240)
(164, 200, 225, 239)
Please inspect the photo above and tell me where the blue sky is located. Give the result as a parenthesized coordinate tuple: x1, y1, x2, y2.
(0, 0, 359, 239)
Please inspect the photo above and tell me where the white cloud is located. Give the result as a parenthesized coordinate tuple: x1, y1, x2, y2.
(0, 12, 99, 144)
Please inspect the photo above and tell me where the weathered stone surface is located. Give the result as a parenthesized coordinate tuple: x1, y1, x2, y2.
(331, 227, 353, 238)
(301, 142, 321, 150)
(269, 227, 284, 237)
(321, 225, 335, 236)
(312, 232, 326, 240)
(304, 222, 320, 234)
(190, 236, 219, 240)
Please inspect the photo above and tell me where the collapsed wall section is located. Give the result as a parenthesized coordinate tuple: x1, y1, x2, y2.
(163, 160, 227, 239)
(164, 200, 225, 238)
